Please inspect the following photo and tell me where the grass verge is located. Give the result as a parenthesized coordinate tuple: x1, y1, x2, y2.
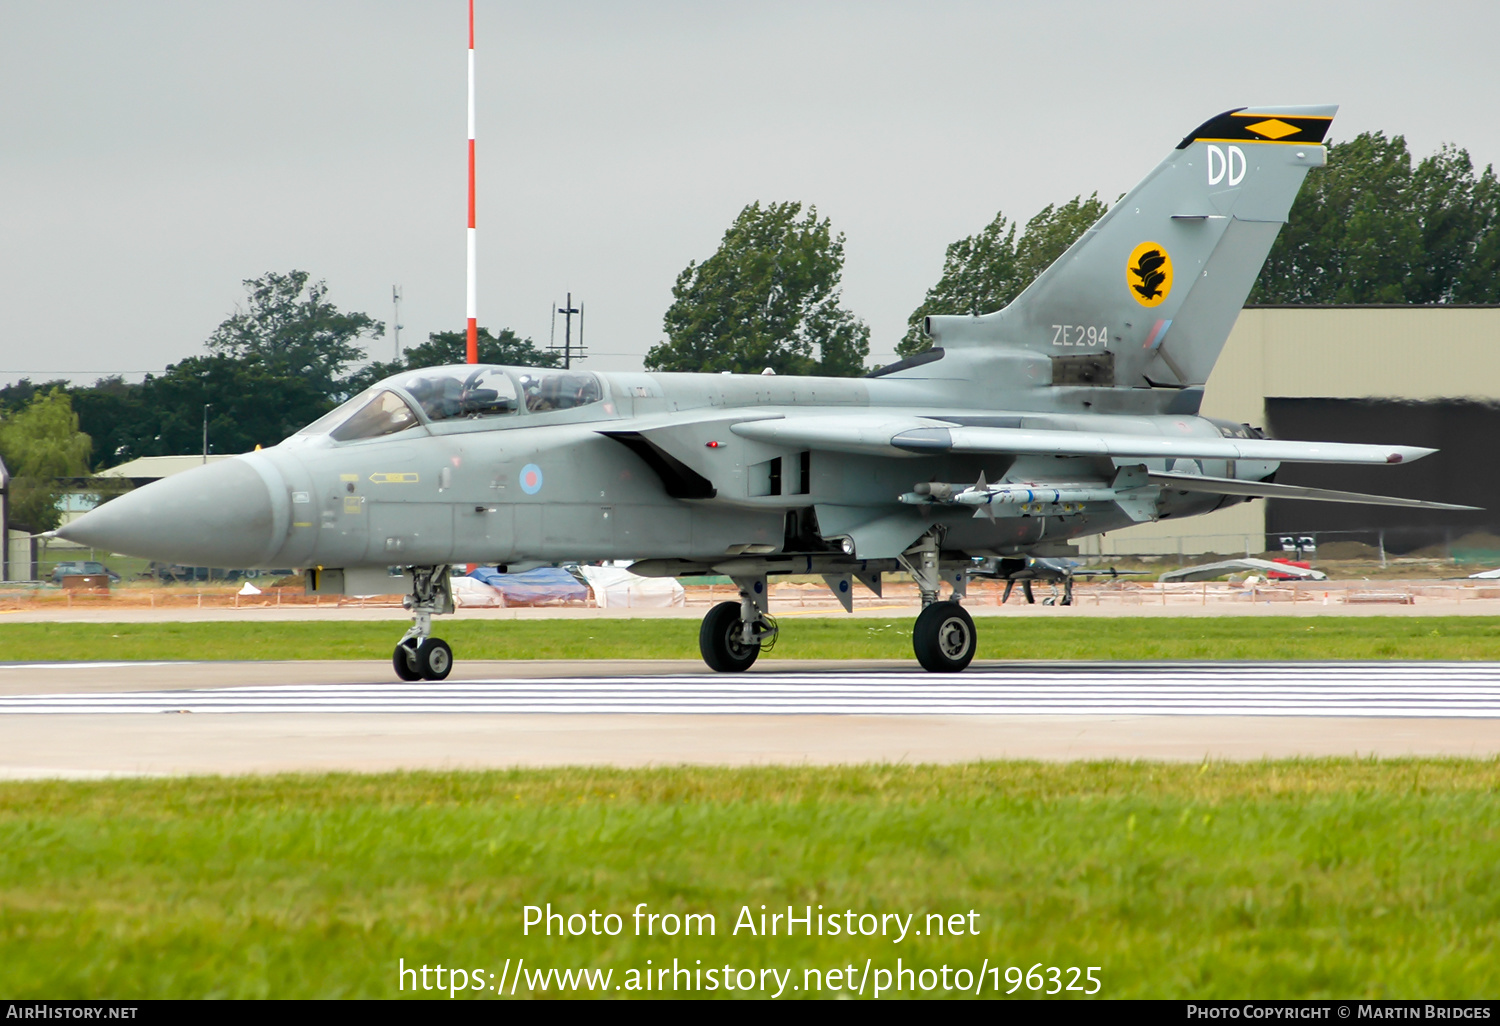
(1, 761, 1497, 999)
(3, 616, 1500, 662)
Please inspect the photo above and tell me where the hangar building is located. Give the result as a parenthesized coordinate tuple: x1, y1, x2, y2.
(1091, 306, 1500, 559)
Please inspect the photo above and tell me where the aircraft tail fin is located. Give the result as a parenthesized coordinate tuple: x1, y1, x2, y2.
(922, 106, 1336, 393)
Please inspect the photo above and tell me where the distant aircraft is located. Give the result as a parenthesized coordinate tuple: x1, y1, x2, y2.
(973, 556, 1147, 606)
(56, 105, 1477, 677)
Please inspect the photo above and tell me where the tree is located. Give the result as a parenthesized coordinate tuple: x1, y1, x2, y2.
(412, 327, 561, 369)
(645, 201, 870, 376)
(141, 355, 333, 457)
(339, 327, 559, 394)
(1250, 133, 1500, 304)
(0, 378, 73, 415)
(68, 376, 149, 469)
(897, 194, 1108, 356)
(66, 359, 334, 466)
(206, 270, 384, 398)
(0, 389, 93, 532)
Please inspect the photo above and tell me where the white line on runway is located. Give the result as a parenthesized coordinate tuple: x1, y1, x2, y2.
(2, 663, 1499, 717)
(0, 662, 177, 670)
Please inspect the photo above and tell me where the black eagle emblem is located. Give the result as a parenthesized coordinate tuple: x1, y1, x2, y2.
(1130, 248, 1168, 301)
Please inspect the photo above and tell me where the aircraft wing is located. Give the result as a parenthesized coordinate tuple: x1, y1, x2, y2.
(1149, 471, 1480, 511)
(730, 416, 1436, 465)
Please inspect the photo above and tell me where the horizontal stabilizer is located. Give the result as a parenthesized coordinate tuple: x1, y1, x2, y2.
(731, 416, 1436, 466)
(1150, 471, 1480, 510)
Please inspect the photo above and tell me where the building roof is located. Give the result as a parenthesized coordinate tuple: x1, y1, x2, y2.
(96, 454, 237, 480)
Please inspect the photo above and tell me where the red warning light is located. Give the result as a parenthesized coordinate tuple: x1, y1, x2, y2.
(706, 441, 722, 448)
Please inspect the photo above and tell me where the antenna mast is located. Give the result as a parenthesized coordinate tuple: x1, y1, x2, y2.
(551, 293, 586, 370)
(465, 0, 478, 364)
(392, 285, 403, 361)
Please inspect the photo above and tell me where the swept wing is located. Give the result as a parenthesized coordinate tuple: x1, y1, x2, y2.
(730, 415, 1434, 466)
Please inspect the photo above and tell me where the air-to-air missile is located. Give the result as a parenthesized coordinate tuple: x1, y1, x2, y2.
(55, 105, 1477, 678)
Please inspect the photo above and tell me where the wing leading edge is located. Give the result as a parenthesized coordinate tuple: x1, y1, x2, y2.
(729, 416, 1435, 466)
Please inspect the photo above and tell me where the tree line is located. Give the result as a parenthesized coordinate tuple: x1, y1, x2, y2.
(0, 271, 560, 530)
(2, 130, 1494, 531)
(653, 131, 1500, 366)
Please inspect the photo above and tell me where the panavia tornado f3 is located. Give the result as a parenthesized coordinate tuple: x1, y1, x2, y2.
(56, 104, 1478, 677)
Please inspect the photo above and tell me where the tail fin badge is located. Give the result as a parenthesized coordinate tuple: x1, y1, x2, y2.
(1244, 118, 1300, 141)
(1127, 242, 1173, 307)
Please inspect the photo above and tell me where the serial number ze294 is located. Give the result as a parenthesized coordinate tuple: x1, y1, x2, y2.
(1006, 964, 1102, 995)
(1051, 324, 1108, 347)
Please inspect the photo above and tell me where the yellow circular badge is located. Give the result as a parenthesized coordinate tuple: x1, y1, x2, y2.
(1126, 241, 1173, 307)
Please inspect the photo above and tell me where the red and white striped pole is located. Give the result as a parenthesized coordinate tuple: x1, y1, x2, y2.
(465, 0, 478, 364)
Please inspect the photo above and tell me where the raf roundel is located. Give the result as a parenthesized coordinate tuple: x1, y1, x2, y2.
(1126, 241, 1173, 308)
(519, 463, 544, 495)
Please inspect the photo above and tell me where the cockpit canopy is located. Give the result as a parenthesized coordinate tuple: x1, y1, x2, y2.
(330, 390, 420, 442)
(294, 365, 605, 442)
(514, 370, 603, 413)
(401, 366, 520, 421)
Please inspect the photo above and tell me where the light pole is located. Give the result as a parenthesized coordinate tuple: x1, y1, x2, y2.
(202, 404, 211, 464)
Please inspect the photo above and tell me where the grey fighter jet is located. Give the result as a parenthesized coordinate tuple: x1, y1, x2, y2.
(55, 105, 1477, 677)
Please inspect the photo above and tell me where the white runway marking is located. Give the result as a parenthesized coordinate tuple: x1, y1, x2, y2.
(2, 663, 1500, 717)
(0, 662, 176, 671)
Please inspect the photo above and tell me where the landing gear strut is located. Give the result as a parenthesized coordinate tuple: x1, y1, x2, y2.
(393, 565, 454, 681)
(900, 529, 977, 673)
(1001, 579, 1037, 604)
(698, 576, 777, 672)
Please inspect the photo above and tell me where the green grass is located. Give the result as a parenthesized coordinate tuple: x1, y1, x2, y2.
(1, 761, 1497, 999)
(4, 616, 1500, 662)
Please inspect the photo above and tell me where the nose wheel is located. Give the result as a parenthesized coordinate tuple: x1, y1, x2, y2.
(393, 565, 456, 682)
(394, 641, 421, 681)
(394, 637, 453, 681)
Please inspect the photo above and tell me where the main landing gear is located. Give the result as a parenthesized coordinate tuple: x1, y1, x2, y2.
(899, 530, 977, 673)
(393, 565, 455, 681)
(911, 602, 977, 672)
(697, 576, 777, 672)
(692, 529, 979, 674)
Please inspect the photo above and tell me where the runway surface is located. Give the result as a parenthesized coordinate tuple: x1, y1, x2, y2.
(4, 662, 1500, 718)
(2, 660, 1498, 776)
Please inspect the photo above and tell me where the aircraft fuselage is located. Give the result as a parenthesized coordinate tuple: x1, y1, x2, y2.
(233, 364, 1247, 573)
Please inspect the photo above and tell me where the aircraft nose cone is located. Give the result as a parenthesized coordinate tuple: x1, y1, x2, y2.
(56, 457, 284, 567)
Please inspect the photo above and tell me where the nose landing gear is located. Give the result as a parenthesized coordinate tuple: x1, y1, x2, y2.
(393, 565, 454, 681)
(394, 636, 453, 681)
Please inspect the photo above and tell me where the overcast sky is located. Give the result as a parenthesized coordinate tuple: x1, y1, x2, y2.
(4, 0, 1499, 387)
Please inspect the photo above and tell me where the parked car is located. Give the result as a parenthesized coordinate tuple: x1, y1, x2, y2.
(50, 561, 121, 584)
(147, 563, 255, 583)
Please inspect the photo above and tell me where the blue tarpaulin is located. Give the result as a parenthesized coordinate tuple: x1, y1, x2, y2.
(464, 566, 586, 605)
